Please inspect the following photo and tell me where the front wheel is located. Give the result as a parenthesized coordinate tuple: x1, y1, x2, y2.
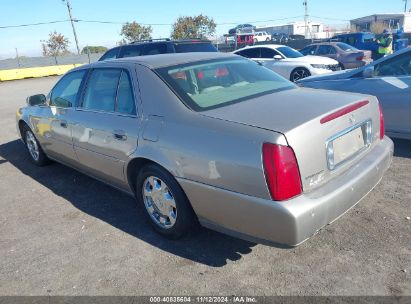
(23, 125, 49, 166)
(136, 164, 196, 239)
(290, 67, 311, 82)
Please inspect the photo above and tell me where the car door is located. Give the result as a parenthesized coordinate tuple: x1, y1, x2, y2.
(71, 65, 140, 189)
(259, 48, 290, 78)
(45, 69, 87, 165)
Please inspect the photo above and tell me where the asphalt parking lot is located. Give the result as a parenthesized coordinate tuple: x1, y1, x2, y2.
(0, 76, 410, 296)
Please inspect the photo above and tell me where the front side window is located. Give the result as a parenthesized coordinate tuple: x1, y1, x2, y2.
(300, 45, 316, 55)
(156, 58, 296, 111)
(82, 69, 122, 112)
(50, 70, 86, 108)
(260, 48, 280, 59)
(174, 43, 217, 53)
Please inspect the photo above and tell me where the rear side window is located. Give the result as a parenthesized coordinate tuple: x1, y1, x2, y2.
(236, 48, 260, 58)
(174, 43, 218, 53)
(119, 45, 143, 58)
(317, 45, 336, 55)
(116, 71, 136, 115)
(143, 43, 168, 55)
(99, 47, 120, 61)
(82, 69, 121, 112)
(50, 70, 86, 108)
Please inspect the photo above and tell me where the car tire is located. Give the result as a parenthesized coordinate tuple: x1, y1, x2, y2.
(290, 67, 311, 82)
(136, 163, 196, 239)
(339, 63, 345, 70)
(22, 125, 50, 166)
(254, 38, 258, 44)
(266, 38, 270, 41)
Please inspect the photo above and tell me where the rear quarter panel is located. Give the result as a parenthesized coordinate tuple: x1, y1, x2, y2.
(130, 64, 287, 200)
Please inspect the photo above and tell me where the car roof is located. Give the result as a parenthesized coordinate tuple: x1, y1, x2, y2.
(305, 42, 340, 47)
(235, 44, 284, 52)
(87, 52, 237, 69)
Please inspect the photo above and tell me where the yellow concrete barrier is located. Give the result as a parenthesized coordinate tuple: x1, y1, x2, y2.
(0, 64, 84, 82)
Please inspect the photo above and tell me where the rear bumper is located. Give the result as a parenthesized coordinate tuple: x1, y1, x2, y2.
(178, 137, 394, 246)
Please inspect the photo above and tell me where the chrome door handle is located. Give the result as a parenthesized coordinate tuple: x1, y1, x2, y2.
(113, 130, 127, 141)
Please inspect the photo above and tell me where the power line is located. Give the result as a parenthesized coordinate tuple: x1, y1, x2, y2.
(0, 16, 306, 29)
(0, 20, 69, 29)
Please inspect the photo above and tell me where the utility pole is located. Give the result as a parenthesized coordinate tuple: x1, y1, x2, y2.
(404, 0, 408, 12)
(62, 0, 80, 55)
(303, 0, 309, 38)
(15, 48, 21, 68)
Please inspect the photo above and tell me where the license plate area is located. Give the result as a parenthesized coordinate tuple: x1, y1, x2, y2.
(326, 120, 372, 170)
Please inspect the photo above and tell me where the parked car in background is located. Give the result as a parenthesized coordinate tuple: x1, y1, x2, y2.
(300, 42, 372, 69)
(228, 24, 255, 34)
(233, 44, 341, 81)
(271, 33, 289, 44)
(254, 31, 272, 43)
(99, 39, 217, 61)
(17, 52, 393, 246)
(332, 32, 408, 53)
(298, 47, 411, 140)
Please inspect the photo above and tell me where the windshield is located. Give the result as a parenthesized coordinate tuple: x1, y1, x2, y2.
(336, 42, 359, 52)
(156, 58, 295, 111)
(277, 46, 304, 58)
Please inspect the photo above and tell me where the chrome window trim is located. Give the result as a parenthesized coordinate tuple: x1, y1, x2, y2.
(325, 119, 373, 171)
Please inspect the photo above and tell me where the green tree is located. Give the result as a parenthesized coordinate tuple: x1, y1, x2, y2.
(81, 46, 108, 54)
(171, 14, 216, 39)
(41, 31, 70, 57)
(119, 21, 152, 44)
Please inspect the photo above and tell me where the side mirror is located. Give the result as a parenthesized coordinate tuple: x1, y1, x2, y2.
(26, 94, 46, 106)
(362, 66, 374, 78)
(273, 55, 282, 60)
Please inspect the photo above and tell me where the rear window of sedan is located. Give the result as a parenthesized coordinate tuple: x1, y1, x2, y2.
(174, 42, 218, 53)
(155, 58, 295, 111)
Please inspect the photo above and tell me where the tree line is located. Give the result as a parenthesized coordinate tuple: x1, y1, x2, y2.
(42, 14, 216, 57)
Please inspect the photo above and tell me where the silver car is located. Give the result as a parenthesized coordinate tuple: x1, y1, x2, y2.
(16, 52, 393, 246)
(298, 47, 411, 140)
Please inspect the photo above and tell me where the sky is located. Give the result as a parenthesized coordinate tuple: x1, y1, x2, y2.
(0, 0, 406, 59)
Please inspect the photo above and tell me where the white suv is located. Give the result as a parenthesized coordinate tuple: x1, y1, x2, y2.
(254, 32, 272, 43)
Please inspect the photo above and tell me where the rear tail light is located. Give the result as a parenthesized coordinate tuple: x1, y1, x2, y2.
(378, 102, 385, 139)
(356, 55, 364, 61)
(262, 143, 302, 201)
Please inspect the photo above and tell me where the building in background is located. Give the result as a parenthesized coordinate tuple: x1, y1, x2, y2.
(256, 21, 341, 39)
(350, 13, 411, 33)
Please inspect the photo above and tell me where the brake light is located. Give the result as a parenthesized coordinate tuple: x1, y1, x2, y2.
(320, 100, 369, 124)
(262, 143, 302, 201)
(378, 102, 385, 139)
(356, 55, 364, 61)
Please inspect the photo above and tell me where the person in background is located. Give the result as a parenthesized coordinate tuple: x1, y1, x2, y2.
(374, 29, 393, 60)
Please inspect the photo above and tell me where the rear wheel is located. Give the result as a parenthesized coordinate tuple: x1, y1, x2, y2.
(290, 67, 311, 82)
(136, 164, 196, 239)
(254, 38, 258, 44)
(23, 125, 49, 166)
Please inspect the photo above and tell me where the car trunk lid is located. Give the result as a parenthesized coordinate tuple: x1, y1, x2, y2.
(201, 87, 381, 192)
